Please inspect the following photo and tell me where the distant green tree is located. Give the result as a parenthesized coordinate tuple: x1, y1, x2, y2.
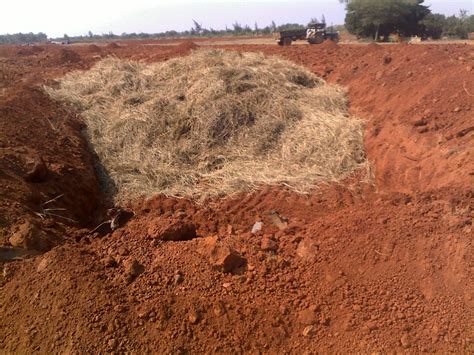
(344, 0, 430, 40)
(271, 20, 277, 32)
(192, 20, 203, 35)
(420, 13, 445, 39)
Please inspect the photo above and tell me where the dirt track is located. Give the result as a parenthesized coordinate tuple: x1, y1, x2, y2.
(0, 40, 473, 353)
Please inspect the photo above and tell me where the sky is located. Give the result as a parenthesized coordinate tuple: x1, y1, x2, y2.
(0, 0, 473, 37)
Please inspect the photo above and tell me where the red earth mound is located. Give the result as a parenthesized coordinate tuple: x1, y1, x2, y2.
(0, 41, 472, 353)
(84, 44, 102, 53)
(319, 39, 339, 50)
(106, 42, 121, 49)
(16, 45, 45, 56)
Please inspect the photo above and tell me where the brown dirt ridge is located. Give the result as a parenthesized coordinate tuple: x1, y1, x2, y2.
(0, 40, 472, 353)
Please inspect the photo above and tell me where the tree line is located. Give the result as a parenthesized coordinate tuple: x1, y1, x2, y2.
(1, 1, 473, 45)
(0, 32, 47, 44)
(343, 0, 474, 40)
(56, 20, 314, 43)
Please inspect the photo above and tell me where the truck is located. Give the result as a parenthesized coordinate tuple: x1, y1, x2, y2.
(273, 23, 339, 46)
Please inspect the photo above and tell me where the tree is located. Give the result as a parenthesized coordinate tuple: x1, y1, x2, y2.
(232, 22, 243, 33)
(192, 20, 203, 35)
(344, 0, 430, 41)
(271, 20, 277, 32)
(321, 14, 326, 24)
(420, 13, 445, 39)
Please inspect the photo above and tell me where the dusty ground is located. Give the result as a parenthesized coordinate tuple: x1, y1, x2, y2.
(0, 39, 473, 353)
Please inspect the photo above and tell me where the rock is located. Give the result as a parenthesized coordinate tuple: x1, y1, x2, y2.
(199, 237, 246, 273)
(147, 220, 197, 241)
(417, 126, 429, 134)
(107, 338, 117, 349)
(261, 235, 278, 252)
(298, 308, 318, 325)
(9, 221, 52, 251)
(302, 325, 315, 337)
(213, 302, 226, 316)
(453, 107, 461, 113)
(251, 221, 263, 234)
(188, 309, 200, 324)
(123, 259, 144, 278)
(383, 55, 392, 64)
(212, 246, 245, 273)
(366, 321, 378, 331)
(375, 71, 383, 80)
(413, 119, 427, 127)
(36, 257, 50, 272)
(24, 156, 48, 183)
(173, 272, 183, 285)
(268, 211, 288, 230)
(296, 238, 319, 261)
(400, 334, 411, 348)
(102, 255, 117, 267)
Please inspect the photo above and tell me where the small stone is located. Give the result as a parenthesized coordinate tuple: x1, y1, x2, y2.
(9, 221, 51, 251)
(298, 309, 318, 325)
(367, 321, 378, 331)
(188, 310, 200, 324)
(303, 325, 315, 337)
(107, 338, 117, 349)
(102, 255, 116, 267)
(413, 119, 427, 127)
(211, 247, 245, 273)
(296, 239, 319, 261)
(375, 71, 383, 80)
(117, 246, 129, 256)
(396, 312, 405, 320)
(123, 258, 144, 278)
(213, 302, 226, 316)
(352, 305, 362, 311)
(174, 272, 184, 285)
(24, 156, 48, 183)
(138, 311, 149, 319)
(400, 334, 411, 348)
(383, 55, 392, 64)
(261, 235, 278, 252)
(453, 107, 461, 113)
(36, 257, 50, 272)
(222, 282, 232, 288)
(251, 221, 263, 234)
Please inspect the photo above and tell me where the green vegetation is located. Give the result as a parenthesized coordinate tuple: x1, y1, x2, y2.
(1, 5, 473, 45)
(0, 32, 47, 44)
(342, 0, 474, 40)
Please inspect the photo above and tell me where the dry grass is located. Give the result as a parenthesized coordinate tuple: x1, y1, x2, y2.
(45, 49, 368, 201)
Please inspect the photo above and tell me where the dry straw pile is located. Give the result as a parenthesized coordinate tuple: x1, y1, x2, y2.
(45, 49, 367, 200)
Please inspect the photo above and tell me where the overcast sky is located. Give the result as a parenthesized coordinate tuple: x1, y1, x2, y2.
(1, 0, 472, 37)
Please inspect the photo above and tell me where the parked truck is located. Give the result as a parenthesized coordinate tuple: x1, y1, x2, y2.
(273, 23, 339, 46)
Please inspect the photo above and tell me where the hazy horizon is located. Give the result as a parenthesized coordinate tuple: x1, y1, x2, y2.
(1, 0, 473, 38)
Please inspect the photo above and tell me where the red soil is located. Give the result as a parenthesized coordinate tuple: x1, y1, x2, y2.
(0, 41, 472, 353)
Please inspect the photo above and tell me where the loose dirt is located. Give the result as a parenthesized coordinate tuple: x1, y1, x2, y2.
(0, 41, 472, 353)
